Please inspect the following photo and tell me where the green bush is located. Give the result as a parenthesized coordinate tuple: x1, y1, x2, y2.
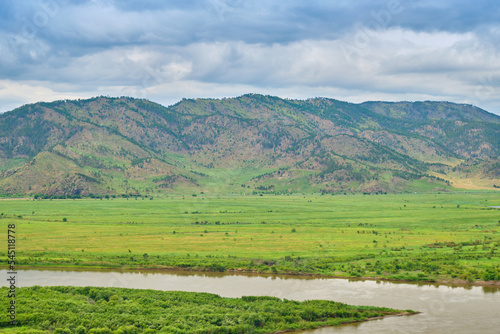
(76, 326, 87, 334)
(88, 328, 113, 334)
(54, 329, 72, 334)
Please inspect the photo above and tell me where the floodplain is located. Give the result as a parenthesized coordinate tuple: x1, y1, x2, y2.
(2, 192, 499, 284)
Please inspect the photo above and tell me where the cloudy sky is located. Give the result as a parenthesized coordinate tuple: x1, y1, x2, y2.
(1, 0, 500, 115)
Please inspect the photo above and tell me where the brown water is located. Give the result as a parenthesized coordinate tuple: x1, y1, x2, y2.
(3, 269, 499, 333)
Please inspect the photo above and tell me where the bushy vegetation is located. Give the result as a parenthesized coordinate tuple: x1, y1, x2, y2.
(0, 286, 408, 333)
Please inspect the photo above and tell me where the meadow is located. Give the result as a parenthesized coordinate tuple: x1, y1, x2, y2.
(1, 192, 499, 283)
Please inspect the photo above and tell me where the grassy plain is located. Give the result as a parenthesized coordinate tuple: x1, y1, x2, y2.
(1, 192, 499, 283)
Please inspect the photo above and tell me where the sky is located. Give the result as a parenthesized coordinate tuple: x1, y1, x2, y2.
(1, 0, 500, 115)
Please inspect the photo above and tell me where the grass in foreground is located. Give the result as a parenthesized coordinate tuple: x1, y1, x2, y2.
(0, 286, 412, 333)
(1, 192, 499, 283)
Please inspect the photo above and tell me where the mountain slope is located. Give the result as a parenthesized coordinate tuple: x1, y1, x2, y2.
(0, 95, 498, 196)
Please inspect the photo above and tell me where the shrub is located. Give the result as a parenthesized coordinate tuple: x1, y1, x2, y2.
(76, 326, 87, 334)
(88, 328, 113, 334)
(54, 329, 72, 334)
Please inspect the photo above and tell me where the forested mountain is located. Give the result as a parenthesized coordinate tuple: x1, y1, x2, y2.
(0, 94, 498, 196)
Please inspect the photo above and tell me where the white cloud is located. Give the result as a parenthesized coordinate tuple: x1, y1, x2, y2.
(0, 80, 83, 113)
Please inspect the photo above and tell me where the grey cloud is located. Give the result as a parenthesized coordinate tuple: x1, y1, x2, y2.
(2, 0, 499, 61)
(1, 0, 500, 115)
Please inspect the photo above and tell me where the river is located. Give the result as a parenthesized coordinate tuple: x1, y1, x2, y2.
(2, 269, 499, 333)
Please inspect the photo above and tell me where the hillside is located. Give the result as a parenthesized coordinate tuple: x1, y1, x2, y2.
(0, 94, 498, 196)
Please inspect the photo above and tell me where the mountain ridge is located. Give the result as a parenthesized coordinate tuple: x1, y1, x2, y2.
(0, 94, 498, 196)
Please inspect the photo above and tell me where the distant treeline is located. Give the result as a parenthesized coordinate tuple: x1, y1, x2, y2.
(32, 194, 151, 200)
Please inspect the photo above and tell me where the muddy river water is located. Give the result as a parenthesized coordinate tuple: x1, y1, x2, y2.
(2, 269, 499, 333)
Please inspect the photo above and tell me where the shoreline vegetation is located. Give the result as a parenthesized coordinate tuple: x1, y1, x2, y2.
(6, 264, 500, 288)
(0, 286, 417, 334)
(6, 246, 500, 287)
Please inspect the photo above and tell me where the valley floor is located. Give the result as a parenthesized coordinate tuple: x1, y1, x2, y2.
(0, 192, 498, 284)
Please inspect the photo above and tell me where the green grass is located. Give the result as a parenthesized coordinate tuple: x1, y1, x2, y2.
(0, 286, 411, 333)
(1, 192, 499, 282)
(0, 158, 27, 172)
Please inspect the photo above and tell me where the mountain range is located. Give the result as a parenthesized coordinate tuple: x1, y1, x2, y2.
(0, 94, 498, 196)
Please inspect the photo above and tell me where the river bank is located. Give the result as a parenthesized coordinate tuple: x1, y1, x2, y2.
(2, 268, 499, 334)
(6, 264, 500, 288)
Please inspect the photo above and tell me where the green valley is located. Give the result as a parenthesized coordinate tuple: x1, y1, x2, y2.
(1, 192, 498, 284)
(1, 95, 499, 333)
